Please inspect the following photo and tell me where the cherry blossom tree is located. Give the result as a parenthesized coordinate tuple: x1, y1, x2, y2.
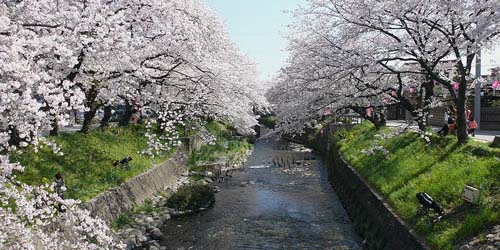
(1, 1, 123, 249)
(271, 0, 500, 143)
(1, 0, 263, 248)
(71, 0, 264, 137)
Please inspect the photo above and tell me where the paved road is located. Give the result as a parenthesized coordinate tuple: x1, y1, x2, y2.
(386, 120, 499, 143)
(40, 122, 118, 136)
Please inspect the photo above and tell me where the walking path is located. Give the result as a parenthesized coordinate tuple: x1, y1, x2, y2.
(386, 120, 500, 143)
(40, 122, 118, 136)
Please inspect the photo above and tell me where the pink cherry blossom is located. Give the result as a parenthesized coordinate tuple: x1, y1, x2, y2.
(0, 0, 265, 248)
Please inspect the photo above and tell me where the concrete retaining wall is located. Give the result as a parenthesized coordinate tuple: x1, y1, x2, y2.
(83, 151, 188, 224)
(326, 148, 428, 250)
(180, 134, 205, 154)
(290, 127, 429, 250)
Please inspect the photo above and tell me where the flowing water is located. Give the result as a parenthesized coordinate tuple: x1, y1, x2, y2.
(161, 135, 362, 250)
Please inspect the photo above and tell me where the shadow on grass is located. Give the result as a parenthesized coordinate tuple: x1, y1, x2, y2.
(340, 123, 500, 249)
(13, 125, 174, 201)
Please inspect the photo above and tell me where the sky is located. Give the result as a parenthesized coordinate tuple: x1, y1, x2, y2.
(205, 0, 500, 83)
(205, 0, 304, 81)
(477, 46, 500, 76)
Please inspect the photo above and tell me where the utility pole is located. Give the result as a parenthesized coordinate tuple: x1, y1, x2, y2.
(474, 50, 482, 130)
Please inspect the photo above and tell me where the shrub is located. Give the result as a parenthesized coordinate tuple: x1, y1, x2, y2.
(110, 214, 133, 230)
(166, 184, 214, 211)
(133, 198, 158, 214)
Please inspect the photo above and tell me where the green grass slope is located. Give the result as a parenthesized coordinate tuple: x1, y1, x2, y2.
(13, 126, 175, 201)
(338, 123, 500, 249)
(187, 121, 253, 167)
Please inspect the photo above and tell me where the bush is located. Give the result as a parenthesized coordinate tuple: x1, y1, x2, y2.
(187, 121, 252, 167)
(110, 214, 133, 230)
(133, 198, 158, 214)
(259, 115, 277, 129)
(166, 184, 214, 211)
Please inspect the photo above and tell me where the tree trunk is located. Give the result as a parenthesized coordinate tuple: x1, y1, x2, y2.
(395, 73, 429, 131)
(100, 105, 113, 129)
(119, 101, 133, 127)
(138, 111, 144, 124)
(398, 96, 427, 131)
(423, 80, 435, 127)
(80, 85, 101, 134)
(50, 118, 59, 136)
(156, 119, 163, 134)
(379, 111, 387, 126)
(7, 126, 22, 150)
(74, 110, 78, 125)
(81, 106, 99, 134)
(456, 78, 468, 144)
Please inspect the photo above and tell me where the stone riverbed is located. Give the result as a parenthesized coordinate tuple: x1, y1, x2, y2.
(159, 135, 362, 250)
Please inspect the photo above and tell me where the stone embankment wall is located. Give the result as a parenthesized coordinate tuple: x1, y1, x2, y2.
(83, 133, 207, 224)
(288, 125, 429, 250)
(326, 148, 428, 250)
(83, 151, 188, 224)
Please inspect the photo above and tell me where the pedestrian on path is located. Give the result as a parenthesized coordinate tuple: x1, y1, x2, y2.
(467, 114, 478, 137)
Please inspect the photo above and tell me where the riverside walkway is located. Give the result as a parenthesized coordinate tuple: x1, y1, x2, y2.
(386, 120, 500, 143)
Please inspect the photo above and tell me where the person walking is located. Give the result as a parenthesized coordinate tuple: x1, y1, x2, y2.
(465, 107, 478, 137)
(467, 113, 478, 137)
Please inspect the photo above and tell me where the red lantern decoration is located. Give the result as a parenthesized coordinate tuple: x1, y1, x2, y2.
(492, 80, 499, 90)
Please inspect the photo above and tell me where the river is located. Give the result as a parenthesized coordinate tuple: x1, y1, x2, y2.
(160, 134, 362, 250)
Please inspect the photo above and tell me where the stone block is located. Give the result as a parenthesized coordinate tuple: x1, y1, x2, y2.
(490, 136, 500, 148)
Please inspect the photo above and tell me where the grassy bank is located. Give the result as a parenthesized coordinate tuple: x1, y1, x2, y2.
(187, 121, 253, 168)
(337, 122, 500, 249)
(111, 121, 252, 230)
(13, 126, 175, 201)
(258, 114, 277, 129)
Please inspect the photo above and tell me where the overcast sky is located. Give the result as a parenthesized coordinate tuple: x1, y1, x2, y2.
(478, 46, 500, 76)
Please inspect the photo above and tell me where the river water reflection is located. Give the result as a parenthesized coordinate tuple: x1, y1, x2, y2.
(161, 136, 362, 250)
